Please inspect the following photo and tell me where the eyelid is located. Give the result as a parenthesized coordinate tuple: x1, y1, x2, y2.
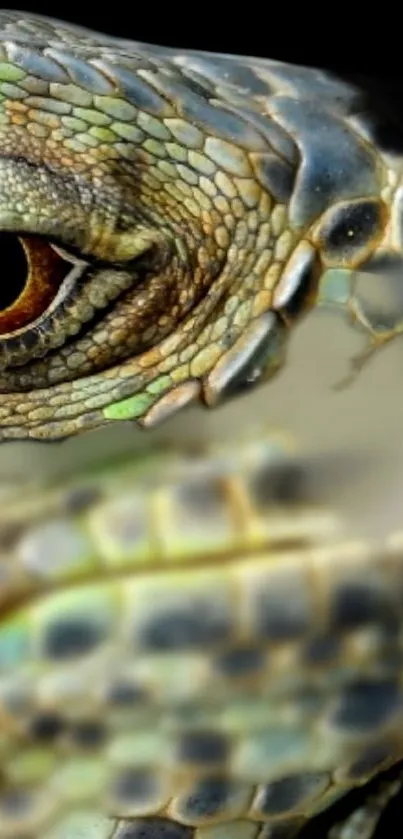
(49, 232, 158, 269)
(51, 243, 88, 268)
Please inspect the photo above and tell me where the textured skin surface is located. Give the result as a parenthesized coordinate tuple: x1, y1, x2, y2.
(0, 13, 402, 438)
(1, 432, 403, 839)
(0, 10, 403, 839)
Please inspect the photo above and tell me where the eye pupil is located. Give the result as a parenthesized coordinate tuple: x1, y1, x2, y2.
(0, 234, 28, 311)
(0, 233, 69, 335)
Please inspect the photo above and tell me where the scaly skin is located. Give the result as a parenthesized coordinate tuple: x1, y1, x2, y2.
(0, 12, 402, 439)
(0, 10, 403, 839)
(1, 432, 403, 839)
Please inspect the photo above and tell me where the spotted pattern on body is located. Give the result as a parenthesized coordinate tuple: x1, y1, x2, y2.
(0, 434, 403, 838)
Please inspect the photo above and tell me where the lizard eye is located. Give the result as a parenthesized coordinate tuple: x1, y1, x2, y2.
(0, 234, 70, 335)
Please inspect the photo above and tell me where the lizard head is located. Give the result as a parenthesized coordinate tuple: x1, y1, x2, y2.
(0, 12, 398, 441)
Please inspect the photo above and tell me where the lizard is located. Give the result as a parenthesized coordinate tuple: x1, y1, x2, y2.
(0, 10, 402, 839)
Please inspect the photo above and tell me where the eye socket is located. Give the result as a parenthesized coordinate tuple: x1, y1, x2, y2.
(0, 234, 69, 334)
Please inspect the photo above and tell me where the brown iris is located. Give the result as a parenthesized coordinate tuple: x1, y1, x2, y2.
(0, 234, 67, 334)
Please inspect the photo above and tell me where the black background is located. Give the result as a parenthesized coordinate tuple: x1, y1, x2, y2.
(2, 2, 401, 79)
